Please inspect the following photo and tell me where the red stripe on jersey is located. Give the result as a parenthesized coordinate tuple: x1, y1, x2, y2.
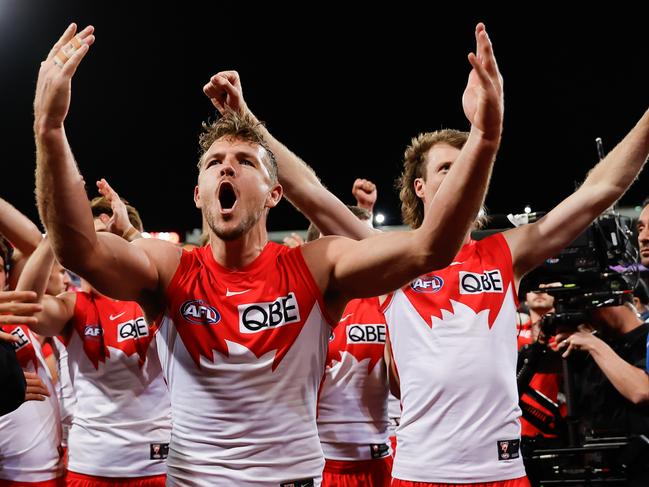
(3, 324, 39, 370)
(402, 234, 517, 330)
(328, 297, 386, 373)
(164, 242, 330, 370)
(68, 293, 151, 369)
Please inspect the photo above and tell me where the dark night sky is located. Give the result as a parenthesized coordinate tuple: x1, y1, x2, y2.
(1, 2, 648, 236)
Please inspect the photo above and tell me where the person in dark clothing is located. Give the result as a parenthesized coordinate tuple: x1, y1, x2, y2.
(0, 338, 26, 416)
(558, 300, 649, 485)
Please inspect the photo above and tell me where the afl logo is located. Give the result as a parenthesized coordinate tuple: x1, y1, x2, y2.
(411, 275, 444, 293)
(180, 300, 221, 325)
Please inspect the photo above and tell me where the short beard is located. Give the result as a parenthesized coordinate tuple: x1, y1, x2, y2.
(204, 207, 264, 242)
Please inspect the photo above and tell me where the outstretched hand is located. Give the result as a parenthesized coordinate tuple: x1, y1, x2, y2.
(462, 23, 504, 141)
(203, 70, 249, 116)
(0, 291, 41, 330)
(33, 23, 95, 133)
(96, 178, 137, 239)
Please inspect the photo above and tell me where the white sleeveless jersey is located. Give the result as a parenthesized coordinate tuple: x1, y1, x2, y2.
(383, 234, 525, 483)
(53, 335, 77, 448)
(0, 325, 63, 482)
(157, 243, 330, 486)
(63, 292, 171, 477)
(317, 297, 391, 461)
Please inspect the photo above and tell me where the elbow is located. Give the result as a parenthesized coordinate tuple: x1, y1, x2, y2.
(54, 243, 96, 277)
(629, 390, 649, 405)
(422, 246, 457, 271)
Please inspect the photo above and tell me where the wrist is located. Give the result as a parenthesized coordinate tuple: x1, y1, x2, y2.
(121, 225, 140, 242)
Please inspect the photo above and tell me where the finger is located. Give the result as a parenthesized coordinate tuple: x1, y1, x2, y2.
(25, 393, 47, 402)
(61, 41, 92, 78)
(0, 302, 44, 315)
(25, 380, 50, 396)
(2, 302, 44, 314)
(47, 23, 77, 61)
(476, 28, 502, 91)
(97, 178, 118, 200)
(213, 76, 241, 104)
(562, 342, 574, 358)
(0, 316, 39, 326)
(203, 82, 227, 112)
(0, 331, 20, 343)
(216, 71, 241, 89)
(0, 291, 38, 303)
(467, 52, 493, 90)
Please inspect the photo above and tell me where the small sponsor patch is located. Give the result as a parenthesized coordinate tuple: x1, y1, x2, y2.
(497, 439, 520, 461)
(150, 443, 169, 460)
(411, 275, 444, 293)
(280, 479, 314, 487)
(347, 324, 386, 344)
(459, 270, 504, 294)
(117, 317, 149, 342)
(83, 325, 103, 339)
(239, 293, 301, 333)
(370, 443, 390, 459)
(180, 300, 221, 325)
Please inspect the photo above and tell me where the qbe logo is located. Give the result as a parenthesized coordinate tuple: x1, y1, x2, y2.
(459, 270, 503, 294)
(238, 292, 300, 333)
(346, 324, 386, 344)
(11, 327, 31, 352)
(411, 275, 444, 293)
(117, 317, 149, 342)
(181, 300, 221, 325)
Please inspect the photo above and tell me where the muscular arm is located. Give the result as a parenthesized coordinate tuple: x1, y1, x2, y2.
(302, 124, 498, 310)
(15, 237, 74, 336)
(33, 24, 176, 311)
(505, 107, 649, 282)
(0, 197, 42, 255)
(203, 75, 375, 241)
(303, 25, 503, 314)
(0, 197, 44, 288)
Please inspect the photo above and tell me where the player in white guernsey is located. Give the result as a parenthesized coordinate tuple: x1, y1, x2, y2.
(304, 203, 393, 486)
(34, 22, 498, 487)
(17, 185, 171, 486)
(0, 240, 65, 486)
(236, 23, 649, 487)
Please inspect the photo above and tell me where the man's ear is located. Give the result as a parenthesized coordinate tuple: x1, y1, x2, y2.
(194, 185, 201, 209)
(414, 178, 425, 199)
(265, 183, 283, 209)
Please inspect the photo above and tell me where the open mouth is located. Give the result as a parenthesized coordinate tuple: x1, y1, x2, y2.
(218, 181, 237, 212)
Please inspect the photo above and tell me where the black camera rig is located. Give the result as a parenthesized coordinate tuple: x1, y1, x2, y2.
(516, 211, 645, 485)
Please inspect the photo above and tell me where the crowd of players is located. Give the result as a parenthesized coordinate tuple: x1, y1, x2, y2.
(1, 21, 649, 487)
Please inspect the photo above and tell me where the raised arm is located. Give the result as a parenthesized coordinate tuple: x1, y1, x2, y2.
(0, 197, 42, 256)
(303, 24, 503, 313)
(15, 237, 74, 337)
(33, 24, 177, 309)
(203, 72, 375, 241)
(505, 107, 649, 282)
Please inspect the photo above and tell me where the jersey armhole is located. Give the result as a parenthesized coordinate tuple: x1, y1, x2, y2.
(294, 246, 337, 328)
(490, 232, 520, 308)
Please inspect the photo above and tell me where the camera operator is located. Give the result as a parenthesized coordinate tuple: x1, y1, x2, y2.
(519, 284, 563, 438)
(557, 299, 649, 485)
